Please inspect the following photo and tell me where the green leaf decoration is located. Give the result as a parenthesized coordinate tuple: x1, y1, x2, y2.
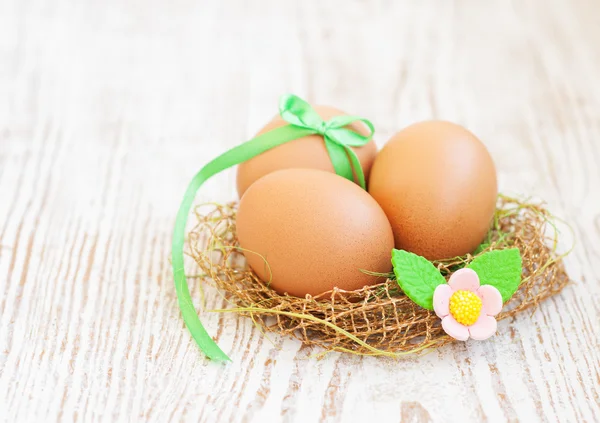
(391, 249, 446, 310)
(467, 248, 522, 303)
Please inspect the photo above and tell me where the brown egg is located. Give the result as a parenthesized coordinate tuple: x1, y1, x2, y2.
(236, 105, 377, 197)
(368, 121, 498, 260)
(236, 168, 394, 297)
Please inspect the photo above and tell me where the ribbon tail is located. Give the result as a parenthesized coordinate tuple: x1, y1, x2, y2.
(344, 147, 366, 190)
(324, 137, 367, 189)
(172, 125, 316, 361)
(324, 137, 355, 183)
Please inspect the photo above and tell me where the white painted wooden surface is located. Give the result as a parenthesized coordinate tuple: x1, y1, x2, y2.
(1, 0, 599, 422)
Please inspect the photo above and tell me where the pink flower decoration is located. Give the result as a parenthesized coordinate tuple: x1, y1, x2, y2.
(433, 268, 503, 341)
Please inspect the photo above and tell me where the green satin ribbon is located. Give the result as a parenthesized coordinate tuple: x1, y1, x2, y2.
(172, 94, 375, 361)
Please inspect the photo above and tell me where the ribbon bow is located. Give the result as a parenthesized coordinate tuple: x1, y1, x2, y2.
(172, 94, 375, 362)
(278, 95, 374, 188)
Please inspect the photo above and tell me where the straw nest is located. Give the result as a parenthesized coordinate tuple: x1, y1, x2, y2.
(186, 196, 572, 357)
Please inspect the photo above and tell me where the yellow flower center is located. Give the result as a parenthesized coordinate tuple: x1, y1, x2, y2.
(449, 290, 482, 326)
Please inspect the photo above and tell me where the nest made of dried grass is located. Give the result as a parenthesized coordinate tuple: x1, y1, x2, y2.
(186, 196, 572, 357)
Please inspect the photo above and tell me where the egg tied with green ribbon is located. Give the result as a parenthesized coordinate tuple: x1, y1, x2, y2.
(237, 99, 377, 197)
(172, 94, 378, 361)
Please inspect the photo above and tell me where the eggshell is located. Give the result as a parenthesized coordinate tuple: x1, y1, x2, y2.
(236, 105, 377, 197)
(368, 121, 498, 260)
(236, 168, 394, 297)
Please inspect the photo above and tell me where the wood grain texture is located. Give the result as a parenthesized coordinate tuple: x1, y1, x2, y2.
(1, 0, 599, 422)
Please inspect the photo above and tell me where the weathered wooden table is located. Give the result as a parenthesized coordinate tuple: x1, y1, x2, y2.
(1, 0, 599, 421)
